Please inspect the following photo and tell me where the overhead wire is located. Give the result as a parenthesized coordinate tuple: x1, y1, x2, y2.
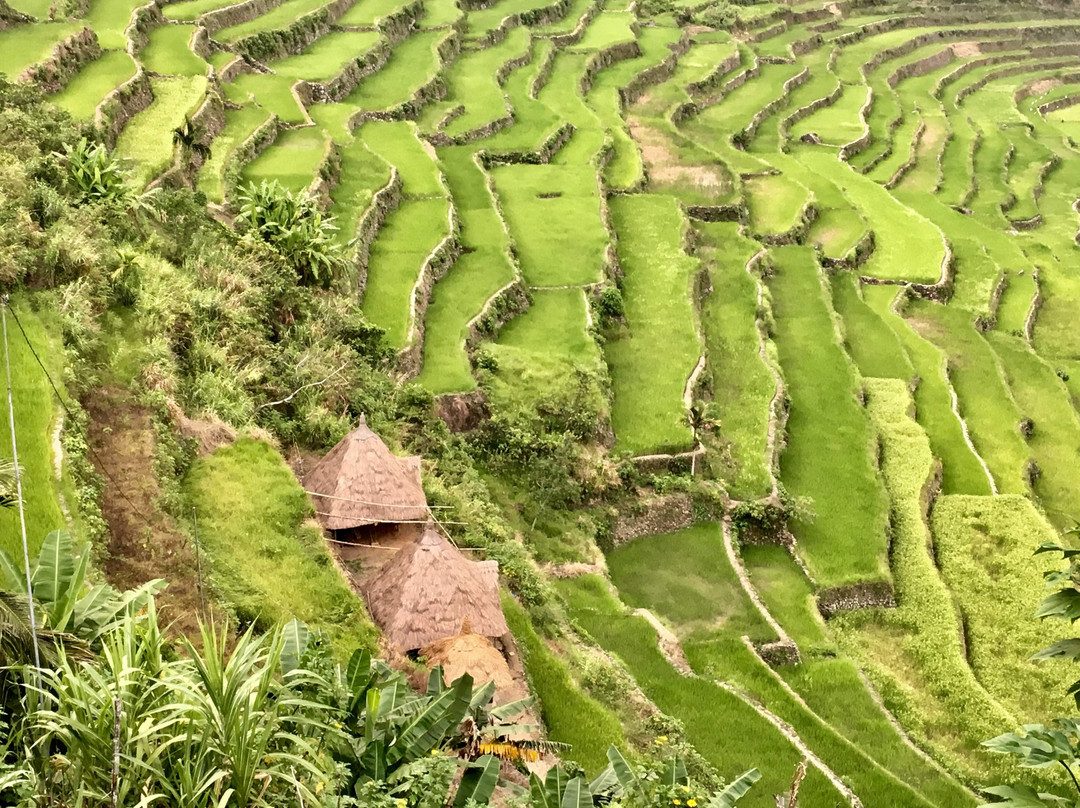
(2, 295, 42, 675)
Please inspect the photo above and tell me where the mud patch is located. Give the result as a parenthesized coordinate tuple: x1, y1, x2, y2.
(86, 386, 203, 640)
(629, 118, 731, 196)
(951, 41, 981, 58)
(1028, 77, 1062, 96)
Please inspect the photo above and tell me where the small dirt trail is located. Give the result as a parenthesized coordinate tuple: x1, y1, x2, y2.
(86, 386, 204, 640)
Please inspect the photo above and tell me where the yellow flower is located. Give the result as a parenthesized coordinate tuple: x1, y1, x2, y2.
(396, 800, 407, 808)
(430, 749, 439, 755)
(687, 800, 697, 807)
(315, 782, 325, 796)
(672, 800, 681, 806)
(263, 756, 272, 765)
(681, 785, 690, 792)
(654, 735, 669, 745)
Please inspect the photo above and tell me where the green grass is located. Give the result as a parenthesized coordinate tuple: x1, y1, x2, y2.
(415, 146, 514, 394)
(491, 163, 606, 286)
(337, 0, 410, 27)
(215, 0, 334, 42)
(903, 298, 1029, 494)
(430, 27, 530, 137)
(745, 173, 810, 237)
(241, 125, 327, 192)
(270, 30, 381, 81)
(183, 437, 379, 652)
(986, 332, 1080, 530)
(833, 377, 1046, 790)
(0, 298, 67, 562)
(573, 11, 635, 50)
(502, 593, 626, 775)
(140, 24, 206, 75)
(464, 0, 563, 40)
(224, 73, 307, 124)
(85, 0, 147, 49)
(486, 288, 604, 415)
(49, 51, 136, 120)
(831, 274, 912, 381)
(558, 572, 847, 808)
(795, 147, 945, 284)
(362, 197, 450, 349)
(196, 105, 272, 203)
(0, 22, 80, 79)
(328, 135, 391, 240)
(695, 223, 772, 500)
(769, 246, 888, 587)
(164, 0, 244, 20)
(115, 76, 208, 188)
(342, 30, 445, 112)
(419, 0, 462, 28)
(359, 120, 443, 196)
(932, 494, 1073, 721)
(741, 544, 826, 647)
(607, 195, 699, 456)
(860, 285, 992, 496)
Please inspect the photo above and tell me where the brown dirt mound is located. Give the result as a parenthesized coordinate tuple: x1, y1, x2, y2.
(86, 386, 204, 640)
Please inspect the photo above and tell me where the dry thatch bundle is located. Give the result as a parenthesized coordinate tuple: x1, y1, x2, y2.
(422, 623, 514, 693)
(305, 415, 427, 530)
(363, 526, 509, 651)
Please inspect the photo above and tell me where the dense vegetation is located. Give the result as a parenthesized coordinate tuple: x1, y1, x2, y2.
(6, 0, 1080, 804)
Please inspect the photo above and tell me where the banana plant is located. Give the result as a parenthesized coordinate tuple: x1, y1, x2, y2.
(588, 745, 760, 808)
(0, 529, 164, 645)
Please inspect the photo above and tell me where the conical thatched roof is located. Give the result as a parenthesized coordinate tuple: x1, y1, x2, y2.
(305, 416, 427, 530)
(363, 526, 509, 651)
(422, 623, 514, 694)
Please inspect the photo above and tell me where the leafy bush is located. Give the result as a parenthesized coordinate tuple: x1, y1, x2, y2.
(236, 180, 347, 286)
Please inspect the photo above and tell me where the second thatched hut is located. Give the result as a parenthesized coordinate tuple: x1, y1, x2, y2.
(363, 525, 509, 652)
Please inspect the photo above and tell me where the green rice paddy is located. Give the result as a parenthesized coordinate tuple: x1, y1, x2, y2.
(18, 2, 1080, 801)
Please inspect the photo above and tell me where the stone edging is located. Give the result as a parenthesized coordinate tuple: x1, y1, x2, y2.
(18, 27, 99, 94)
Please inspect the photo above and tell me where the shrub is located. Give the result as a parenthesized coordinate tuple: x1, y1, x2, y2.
(236, 180, 347, 287)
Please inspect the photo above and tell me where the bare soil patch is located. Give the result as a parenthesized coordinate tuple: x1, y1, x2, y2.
(1028, 77, 1062, 96)
(951, 41, 981, 58)
(629, 117, 731, 194)
(86, 386, 204, 639)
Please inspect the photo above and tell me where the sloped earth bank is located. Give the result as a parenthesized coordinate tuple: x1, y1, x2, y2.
(85, 386, 204, 640)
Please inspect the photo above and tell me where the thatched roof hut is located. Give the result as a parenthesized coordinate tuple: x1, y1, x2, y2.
(305, 416, 427, 530)
(363, 526, 509, 651)
(422, 623, 514, 694)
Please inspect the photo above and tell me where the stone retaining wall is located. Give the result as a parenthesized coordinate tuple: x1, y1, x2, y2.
(231, 0, 357, 62)
(96, 68, 153, 149)
(0, 0, 32, 29)
(475, 0, 570, 48)
(19, 27, 99, 94)
(686, 49, 740, 96)
(152, 80, 226, 189)
(397, 200, 461, 379)
(580, 39, 641, 95)
(1039, 92, 1080, 115)
(222, 113, 280, 200)
(126, 2, 164, 55)
(821, 228, 875, 271)
(756, 201, 817, 246)
(434, 390, 489, 432)
(817, 580, 896, 618)
(353, 168, 402, 293)
(201, 0, 285, 35)
(612, 494, 693, 545)
(619, 28, 690, 106)
(735, 66, 808, 147)
(546, 0, 601, 49)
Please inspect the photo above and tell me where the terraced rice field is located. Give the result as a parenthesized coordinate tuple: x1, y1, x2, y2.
(17, 0, 1080, 802)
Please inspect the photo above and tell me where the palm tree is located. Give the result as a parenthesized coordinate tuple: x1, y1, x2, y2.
(688, 404, 720, 476)
(0, 458, 16, 508)
(0, 589, 89, 670)
(172, 116, 212, 163)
